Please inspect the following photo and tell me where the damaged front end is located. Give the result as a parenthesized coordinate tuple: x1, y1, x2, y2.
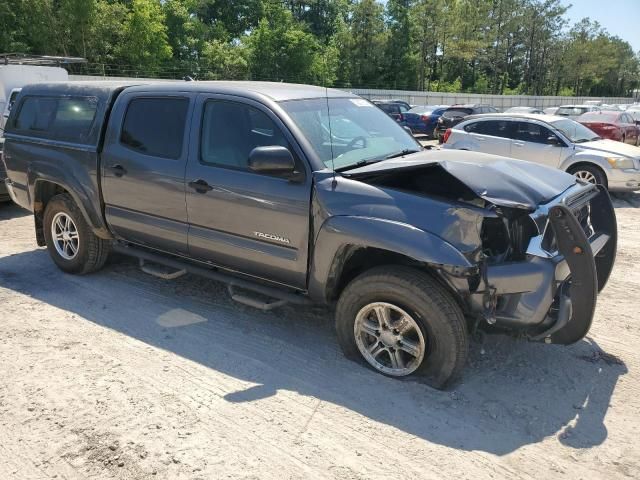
(345, 152, 617, 344)
(471, 183, 616, 344)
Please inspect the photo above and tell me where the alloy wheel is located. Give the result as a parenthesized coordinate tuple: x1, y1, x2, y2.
(574, 170, 597, 184)
(354, 302, 426, 376)
(51, 212, 80, 260)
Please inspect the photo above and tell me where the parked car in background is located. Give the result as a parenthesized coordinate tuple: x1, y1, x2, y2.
(442, 113, 640, 191)
(543, 106, 559, 115)
(577, 111, 640, 145)
(626, 105, 640, 123)
(1, 88, 21, 137)
(504, 106, 544, 114)
(401, 105, 449, 137)
(555, 104, 601, 118)
(435, 104, 499, 141)
(372, 100, 410, 122)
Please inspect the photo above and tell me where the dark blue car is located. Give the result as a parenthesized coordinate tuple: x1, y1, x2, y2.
(402, 105, 449, 137)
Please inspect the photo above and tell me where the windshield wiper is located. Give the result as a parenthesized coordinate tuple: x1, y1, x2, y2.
(335, 158, 382, 172)
(384, 148, 421, 159)
(335, 148, 421, 173)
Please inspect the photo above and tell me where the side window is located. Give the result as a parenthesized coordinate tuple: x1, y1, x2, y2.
(466, 120, 512, 138)
(200, 101, 290, 172)
(515, 122, 553, 144)
(15, 97, 57, 132)
(13, 96, 97, 143)
(120, 97, 189, 159)
(464, 122, 480, 133)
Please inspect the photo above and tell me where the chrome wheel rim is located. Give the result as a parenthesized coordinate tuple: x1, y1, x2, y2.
(354, 302, 426, 376)
(574, 170, 597, 184)
(51, 212, 79, 260)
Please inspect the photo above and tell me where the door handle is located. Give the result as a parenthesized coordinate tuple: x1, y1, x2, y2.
(188, 179, 213, 194)
(107, 164, 127, 177)
(513, 142, 524, 147)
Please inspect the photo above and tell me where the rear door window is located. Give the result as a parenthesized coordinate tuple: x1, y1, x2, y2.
(13, 96, 98, 143)
(466, 120, 513, 138)
(515, 122, 553, 144)
(120, 97, 189, 159)
(378, 104, 399, 114)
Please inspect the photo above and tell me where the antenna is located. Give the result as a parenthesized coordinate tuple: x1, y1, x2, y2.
(325, 87, 336, 181)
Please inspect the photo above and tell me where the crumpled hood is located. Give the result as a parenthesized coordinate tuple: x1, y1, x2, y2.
(345, 149, 576, 210)
(578, 139, 640, 159)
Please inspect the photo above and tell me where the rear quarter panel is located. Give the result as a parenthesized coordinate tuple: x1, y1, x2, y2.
(2, 135, 109, 236)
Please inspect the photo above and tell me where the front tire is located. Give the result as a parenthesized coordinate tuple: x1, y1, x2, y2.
(568, 164, 608, 189)
(335, 266, 468, 389)
(43, 193, 110, 274)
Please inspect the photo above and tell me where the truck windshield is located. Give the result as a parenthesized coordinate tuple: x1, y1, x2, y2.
(280, 97, 420, 170)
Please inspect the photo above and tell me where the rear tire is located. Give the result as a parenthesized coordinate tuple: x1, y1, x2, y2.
(43, 193, 110, 274)
(568, 164, 608, 189)
(335, 266, 468, 389)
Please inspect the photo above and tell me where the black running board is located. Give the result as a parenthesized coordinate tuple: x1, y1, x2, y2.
(113, 243, 312, 307)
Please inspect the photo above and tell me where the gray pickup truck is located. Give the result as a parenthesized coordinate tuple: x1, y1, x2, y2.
(1, 81, 617, 388)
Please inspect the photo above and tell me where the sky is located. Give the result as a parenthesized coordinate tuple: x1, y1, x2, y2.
(562, 0, 640, 51)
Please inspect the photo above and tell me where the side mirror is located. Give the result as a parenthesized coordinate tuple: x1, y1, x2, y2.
(248, 146, 297, 178)
(547, 135, 562, 146)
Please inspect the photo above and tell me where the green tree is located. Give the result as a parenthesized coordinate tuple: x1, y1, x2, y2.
(117, 0, 173, 74)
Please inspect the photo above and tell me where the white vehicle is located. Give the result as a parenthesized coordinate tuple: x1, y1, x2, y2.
(442, 113, 640, 191)
(555, 104, 601, 119)
(1, 88, 21, 135)
(0, 64, 68, 135)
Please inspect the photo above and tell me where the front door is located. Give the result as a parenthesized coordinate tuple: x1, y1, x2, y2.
(185, 95, 312, 289)
(101, 93, 193, 255)
(511, 121, 565, 168)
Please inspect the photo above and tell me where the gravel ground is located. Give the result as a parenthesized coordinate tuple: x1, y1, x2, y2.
(0, 192, 639, 480)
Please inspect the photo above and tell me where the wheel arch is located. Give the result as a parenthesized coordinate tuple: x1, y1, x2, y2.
(32, 179, 112, 246)
(308, 216, 474, 305)
(563, 160, 608, 187)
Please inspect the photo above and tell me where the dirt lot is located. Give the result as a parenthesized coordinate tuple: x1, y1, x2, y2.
(1, 193, 639, 480)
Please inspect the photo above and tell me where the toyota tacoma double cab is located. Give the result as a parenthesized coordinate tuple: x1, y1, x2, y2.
(1, 81, 617, 389)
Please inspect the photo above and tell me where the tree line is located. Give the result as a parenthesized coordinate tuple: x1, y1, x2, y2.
(1, 0, 638, 96)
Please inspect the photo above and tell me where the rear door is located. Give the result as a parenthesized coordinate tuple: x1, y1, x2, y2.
(511, 121, 565, 167)
(184, 94, 312, 288)
(101, 93, 193, 255)
(463, 119, 514, 156)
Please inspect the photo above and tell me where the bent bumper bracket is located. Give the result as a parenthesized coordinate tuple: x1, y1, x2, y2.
(545, 204, 598, 344)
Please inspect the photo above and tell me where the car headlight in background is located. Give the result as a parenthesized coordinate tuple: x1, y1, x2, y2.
(606, 157, 636, 169)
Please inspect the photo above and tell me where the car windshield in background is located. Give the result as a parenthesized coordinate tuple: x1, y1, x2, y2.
(408, 107, 435, 114)
(557, 107, 588, 116)
(552, 118, 601, 143)
(281, 97, 420, 171)
(7, 90, 20, 112)
(580, 112, 618, 123)
(443, 108, 472, 118)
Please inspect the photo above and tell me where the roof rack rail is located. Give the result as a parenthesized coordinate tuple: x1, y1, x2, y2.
(0, 53, 87, 66)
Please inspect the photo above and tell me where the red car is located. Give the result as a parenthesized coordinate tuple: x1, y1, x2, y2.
(578, 110, 640, 145)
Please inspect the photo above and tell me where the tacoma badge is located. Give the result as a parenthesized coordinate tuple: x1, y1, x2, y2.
(253, 231, 291, 244)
